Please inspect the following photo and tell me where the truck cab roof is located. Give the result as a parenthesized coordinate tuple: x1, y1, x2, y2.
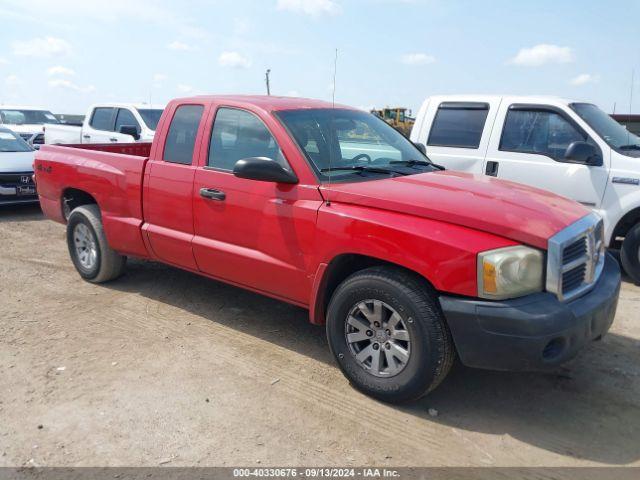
(175, 95, 350, 112)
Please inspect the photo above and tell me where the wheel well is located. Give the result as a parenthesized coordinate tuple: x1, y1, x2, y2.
(611, 207, 640, 249)
(62, 188, 97, 220)
(314, 254, 432, 325)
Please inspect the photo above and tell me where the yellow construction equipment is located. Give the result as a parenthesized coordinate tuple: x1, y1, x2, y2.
(371, 107, 415, 136)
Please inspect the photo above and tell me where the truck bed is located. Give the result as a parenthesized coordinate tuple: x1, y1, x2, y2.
(34, 143, 152, 258)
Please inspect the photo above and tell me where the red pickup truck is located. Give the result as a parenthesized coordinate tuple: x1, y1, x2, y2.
(34, 95, 621, 402)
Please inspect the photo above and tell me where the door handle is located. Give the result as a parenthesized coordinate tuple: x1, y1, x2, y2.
(200, 188, 226, 201)
(485, 161, 499, 177)
(82, 135, 90, 139)
(109, 138, 118, 142)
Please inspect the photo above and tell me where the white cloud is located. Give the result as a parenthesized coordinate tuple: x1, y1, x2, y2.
(11, 36, 72, 57)
(48, 78, 95, 93)
(153, 73, 168, 82)
(400, 53, 436, 66)
(0, 58, 8, 65)
(276, 0, 341, 16)
(5, 74, 20, 87)
(1, 0, 207, 39)
(218, 51, 252, 69)
(508, 44, 573, 67)
(47, 65, 75, 76)
(167, 41, 193, 51)
(570, 73, 599, 86)
(177, 84, 194, 93)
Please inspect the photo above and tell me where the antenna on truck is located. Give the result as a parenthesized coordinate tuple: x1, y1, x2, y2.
(628, 69, 635, 147)
(326, 48, 338, 207)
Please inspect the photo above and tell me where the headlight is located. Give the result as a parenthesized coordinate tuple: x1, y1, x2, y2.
(478, 246, 544, 300)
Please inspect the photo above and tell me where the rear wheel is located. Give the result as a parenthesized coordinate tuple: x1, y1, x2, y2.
(621, 222, 640, 284)
(66, 205, 126, 283)
(326, 266, 455, 403)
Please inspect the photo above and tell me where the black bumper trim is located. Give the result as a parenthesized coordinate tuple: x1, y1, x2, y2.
(439, 253, 621, 371)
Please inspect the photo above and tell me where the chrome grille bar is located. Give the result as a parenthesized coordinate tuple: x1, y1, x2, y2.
(546, 213, 605, 302)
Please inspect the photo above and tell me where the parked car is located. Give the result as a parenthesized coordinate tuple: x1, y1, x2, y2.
(44, 103, 164, 145)
(0, 127, 37, 205)
(0, 105, 59, 149)
(34, 95, 621, 403)
(411, 95, 640, 283)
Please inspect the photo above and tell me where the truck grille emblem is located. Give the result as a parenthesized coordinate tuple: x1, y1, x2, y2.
(20, 176, 31, 184)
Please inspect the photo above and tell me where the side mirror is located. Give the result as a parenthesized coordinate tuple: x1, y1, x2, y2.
(564, 141, 602, 166)
(414, 142, 427, 155)
(233, 157, 298, 184)
(119, 125, 140, 140)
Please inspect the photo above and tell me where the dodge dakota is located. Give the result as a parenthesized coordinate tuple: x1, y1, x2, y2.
(34, 95, 621, 403)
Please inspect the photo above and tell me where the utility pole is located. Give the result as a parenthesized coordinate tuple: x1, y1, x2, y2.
(265, 69, 271, 96)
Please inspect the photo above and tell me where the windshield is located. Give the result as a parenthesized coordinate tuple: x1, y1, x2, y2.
(571, 103, 640, 154)
(0, 129, 33, 152)
(276, 108, 435, 181)
(136, 108, 164, 130)
(0, 109, 59, 125)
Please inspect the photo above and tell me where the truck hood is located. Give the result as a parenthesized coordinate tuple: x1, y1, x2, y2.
(5, 124, 45, 135)
(0, 151, 35, 172)
(321, 171, 590, 250)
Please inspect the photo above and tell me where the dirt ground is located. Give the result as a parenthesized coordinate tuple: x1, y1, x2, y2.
(1, 204, 639, 468)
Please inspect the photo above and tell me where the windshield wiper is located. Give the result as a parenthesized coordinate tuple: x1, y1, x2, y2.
(390, 159, 446, 170)
(619, 144, 640, 151)
(320, 166, 406, 176)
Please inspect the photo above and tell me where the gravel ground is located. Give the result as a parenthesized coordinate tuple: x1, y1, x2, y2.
(1, 204, 639, 467)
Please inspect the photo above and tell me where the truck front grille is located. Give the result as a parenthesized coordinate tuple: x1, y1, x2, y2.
(546, 213, 605, 302)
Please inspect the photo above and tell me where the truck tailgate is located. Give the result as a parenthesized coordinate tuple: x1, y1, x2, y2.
(34, 144, 150, 258)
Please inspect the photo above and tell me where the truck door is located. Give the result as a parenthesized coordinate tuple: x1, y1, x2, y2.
(84, 107, 117, 143)
(191, 106, 321, 305)
(415, 100, 499, 174)
(142, 103, 207, 269)
(484, 103, 609, 208)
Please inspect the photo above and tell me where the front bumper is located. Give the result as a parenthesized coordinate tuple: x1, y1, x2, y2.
(439, 253, 621, 371)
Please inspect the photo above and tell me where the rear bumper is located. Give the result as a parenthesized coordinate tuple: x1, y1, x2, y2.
(439, 253, 621, 371)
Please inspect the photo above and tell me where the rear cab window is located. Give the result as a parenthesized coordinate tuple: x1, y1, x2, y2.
(428, 102, 490, 149)
(163, 105, 205, 165)
(90, 108, 115, 131)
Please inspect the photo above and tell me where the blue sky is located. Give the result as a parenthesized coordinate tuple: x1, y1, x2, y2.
(1, 0, 638, 115)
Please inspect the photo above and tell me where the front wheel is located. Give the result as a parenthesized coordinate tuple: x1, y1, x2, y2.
(621, 222, 640, 284)
(326, 267, 455, 403)
(66, 205, 126, 283)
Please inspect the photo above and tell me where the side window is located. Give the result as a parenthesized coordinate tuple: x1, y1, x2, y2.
(208, 108, 288, 171)
(428, 103, 489, 149)
(90, 108, 115, 131)
(163, 105, 204, 165)
(500, 109, 586, 160)
(114, 109, 140, 134)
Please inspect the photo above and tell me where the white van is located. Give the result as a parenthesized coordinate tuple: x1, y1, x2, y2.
(410, 95, 640, 282)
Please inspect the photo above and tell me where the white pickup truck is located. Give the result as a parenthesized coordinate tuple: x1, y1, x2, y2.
(44, 103, 164, 145)
(410, 95, 640, 282)
(0, 105, 60, 147)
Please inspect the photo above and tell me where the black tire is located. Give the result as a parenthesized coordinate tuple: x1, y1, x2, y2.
(621, 222, 640, 284)
(326, 266, 455, 403)
(66, 205, 126, 283)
